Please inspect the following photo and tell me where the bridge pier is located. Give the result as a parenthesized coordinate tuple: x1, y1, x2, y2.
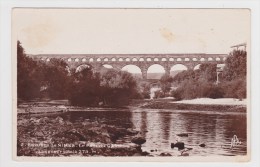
(164, 66, 171, 77)
(141, 69, 147, 80)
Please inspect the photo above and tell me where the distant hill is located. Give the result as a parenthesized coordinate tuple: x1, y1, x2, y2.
(127, 70, 186, 80)
(147, 73, 164, 79)
(170, 70, 185, 78)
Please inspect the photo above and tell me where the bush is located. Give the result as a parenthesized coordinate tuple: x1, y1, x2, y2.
(171, 80, 224, 100)
(220, 78, 246, 99)
(206, 86, 224, 99)
(154, 90, 165, 99)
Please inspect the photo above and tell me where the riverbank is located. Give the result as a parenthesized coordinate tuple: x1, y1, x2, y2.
(136, 98, 247, 112)
(17, 114, 149, 156)
(16, 98, 247, 157)
(18, 98, 247, 115)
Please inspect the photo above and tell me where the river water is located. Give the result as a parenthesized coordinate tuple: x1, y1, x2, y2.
(61, 108, 247, 157)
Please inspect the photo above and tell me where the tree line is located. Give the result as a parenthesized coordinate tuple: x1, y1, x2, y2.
(17, 41, 142, 106)
(18, 40, 247, 105)
(156, 49, 247, 100)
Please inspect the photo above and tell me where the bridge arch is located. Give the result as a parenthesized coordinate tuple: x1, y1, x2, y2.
(121, 65, 142, 78)
(208, 57, 213, 61)
(154, 58, 159, 62)
(162, 58, 167, 61)
(170, 64, 188, 76)
(139, 58, 144, 61)
(192, 58, 198, 61)
(200, 58, 205, 61)
(89, 58, 94, 62)
(132, 58, 138, 61)
(76, 64, 92, 73)
(147, 64, 166, 79)
(194, 64, 201, 70)
(104, 58, 109, 62)
(147, 58, 152, 61)
(102, 64, 113, 69)
(125, 58, 130, 62)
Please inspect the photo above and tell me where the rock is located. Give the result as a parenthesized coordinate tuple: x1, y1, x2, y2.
(34, 131, 44, 137)
(39, 117, 49, 124)
(160, 152, 172, 156)
(186, 147, 193, 151)
(65, 129, 87, 141)
(199, 143, 206, 147)
(131, 137, 146, 145)
(180, 151, 189, 156)
(150, 149, 157, 152)
(171, 142, 185, 150)
(54, 116, 64, 124)
(133, 153, 142, 156)
(29, 117, 39, 124)
(176, 133, 189, 137)
(126, 128, 139, 135)
(141, 151, 150, 156)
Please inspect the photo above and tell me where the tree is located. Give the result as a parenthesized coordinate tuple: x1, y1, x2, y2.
(159, 74, 173, 96)
(68, 67, 101, 106)
(42, 59, 70, 99)
(222, 49, 247, 81)
(100, 69, 138, 106)
(139, 82, 151, 99)
(198, 63, 217, 82)
(17, 41, 42, 100)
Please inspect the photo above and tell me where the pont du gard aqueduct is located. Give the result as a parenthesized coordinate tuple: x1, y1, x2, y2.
(30, 53, 228, 79)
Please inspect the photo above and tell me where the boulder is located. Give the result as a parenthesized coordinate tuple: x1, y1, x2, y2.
(126, 128, 139, 135)
(180, 151, 189, 156)
(160, 152, 172, 156)
(141, 151, 150, 156)
(171, 142, 185, 150)
(199, 143, 206, 147)
(131, 137, 146, 145)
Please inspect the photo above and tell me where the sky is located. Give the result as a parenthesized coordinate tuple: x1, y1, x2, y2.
(13, 9, 250, 73)
(13, 9, 250, 55)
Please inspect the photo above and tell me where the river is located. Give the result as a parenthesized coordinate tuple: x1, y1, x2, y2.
(59, 108, 247, 157)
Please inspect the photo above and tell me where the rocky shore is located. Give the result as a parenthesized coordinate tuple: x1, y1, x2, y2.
(17, 98, 247, 157)
(17, 115, 149, 156)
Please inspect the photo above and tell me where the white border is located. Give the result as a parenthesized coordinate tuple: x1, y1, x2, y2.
(1, 0, 260, 167)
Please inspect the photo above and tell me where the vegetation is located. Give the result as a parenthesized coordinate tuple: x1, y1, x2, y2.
(17, 41, 139, 106)
(17, 41, 43, 100)
(18, 40, 247, 105)
(171, 49, 247, 100)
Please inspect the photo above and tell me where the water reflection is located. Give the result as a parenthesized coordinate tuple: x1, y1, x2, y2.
(60, 109, 246, 156)
(130, 109, 247, 156)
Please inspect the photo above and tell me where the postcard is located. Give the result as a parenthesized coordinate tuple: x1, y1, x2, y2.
(12, 8, 250, 162)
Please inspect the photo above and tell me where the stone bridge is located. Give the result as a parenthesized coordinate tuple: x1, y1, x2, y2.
(30, 53, 228, 79)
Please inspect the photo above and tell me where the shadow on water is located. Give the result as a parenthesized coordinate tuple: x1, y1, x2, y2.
(47, 109, 246, 156)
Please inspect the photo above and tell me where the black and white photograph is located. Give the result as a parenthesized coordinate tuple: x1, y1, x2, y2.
(12, 8, 250, 161)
